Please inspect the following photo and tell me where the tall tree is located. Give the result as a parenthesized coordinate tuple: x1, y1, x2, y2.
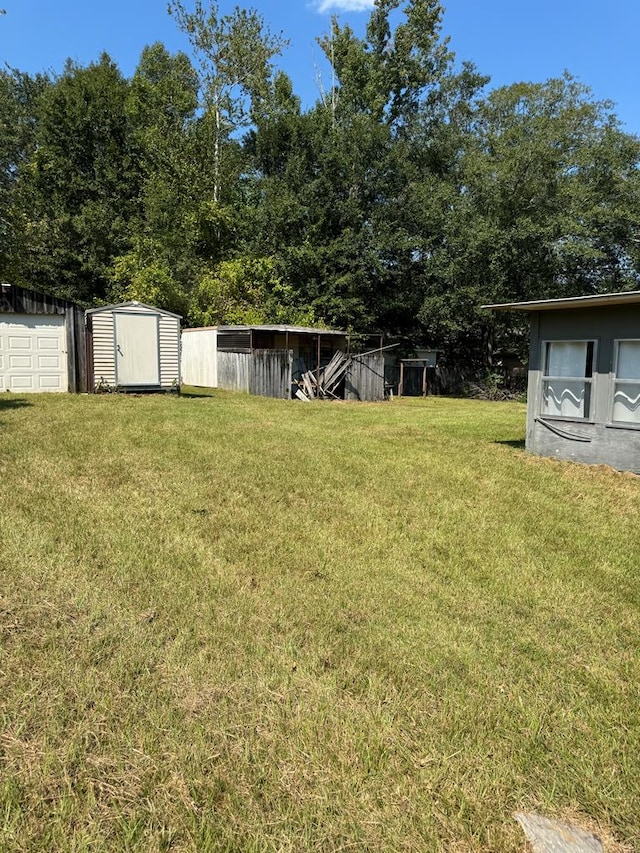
(419, 75, 640, 366)
(319, 0, 454, 130)
(110, 42, 201, 313)
(0, 68, 50, 284)
(168, 0, 287, 204)
(16, 54, 139, 303)
(244, 0, 485, 337)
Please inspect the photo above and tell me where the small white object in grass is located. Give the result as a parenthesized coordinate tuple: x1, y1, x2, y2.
(514, 812, 603, 853)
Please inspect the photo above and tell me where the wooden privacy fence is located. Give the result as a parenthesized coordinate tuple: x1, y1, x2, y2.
(345, 352, 385, 401)
(217, 351, 250, 393)
(215, 348, 385, 401)
(217, 349, 293, 398)
(250, 349, 292, 398)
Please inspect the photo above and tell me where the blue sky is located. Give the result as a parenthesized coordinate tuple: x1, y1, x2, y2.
(1, 0, 638, 133)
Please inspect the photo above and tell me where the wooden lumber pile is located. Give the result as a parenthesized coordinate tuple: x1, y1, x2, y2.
(294, 351, 351, 400)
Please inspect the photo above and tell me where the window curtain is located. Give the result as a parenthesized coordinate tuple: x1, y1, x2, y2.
(542, 341, 589, 418)
(613, 341, 640, 424)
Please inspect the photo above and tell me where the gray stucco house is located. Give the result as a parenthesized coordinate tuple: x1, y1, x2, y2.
(486, 290, 640, 473)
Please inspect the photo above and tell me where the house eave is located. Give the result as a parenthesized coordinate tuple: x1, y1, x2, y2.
(483, 290, 640, 312)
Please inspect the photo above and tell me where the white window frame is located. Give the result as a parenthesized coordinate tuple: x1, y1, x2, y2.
(609, 338, 640, 428)
(540, 339, 596, 422)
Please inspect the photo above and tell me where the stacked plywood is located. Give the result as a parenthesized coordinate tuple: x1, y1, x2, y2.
(294, 351, 351, 400)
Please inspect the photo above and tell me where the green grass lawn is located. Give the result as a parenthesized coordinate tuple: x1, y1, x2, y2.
(1, 390, 638, 852)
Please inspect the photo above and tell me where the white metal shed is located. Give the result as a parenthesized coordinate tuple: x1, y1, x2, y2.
(86, 301, 181, 392)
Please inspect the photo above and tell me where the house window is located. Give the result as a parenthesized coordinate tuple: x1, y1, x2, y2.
(612, 340, 640, 425)
(541, 340, 595, 419)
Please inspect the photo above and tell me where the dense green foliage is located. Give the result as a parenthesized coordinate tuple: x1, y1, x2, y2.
(2, 0, 639, 368)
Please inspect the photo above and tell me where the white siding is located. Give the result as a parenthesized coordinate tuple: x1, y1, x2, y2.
(159, 316, 181, 388)
(91, 311, 116, 388)
(90, 305, 181, 391)
(181, 328, 217, 387)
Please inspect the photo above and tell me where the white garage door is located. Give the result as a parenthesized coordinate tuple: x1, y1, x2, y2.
(0, 313, 68, 392)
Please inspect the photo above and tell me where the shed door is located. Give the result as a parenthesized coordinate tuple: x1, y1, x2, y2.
(0, 313, 67, 392)
(115, 312, 160, 386)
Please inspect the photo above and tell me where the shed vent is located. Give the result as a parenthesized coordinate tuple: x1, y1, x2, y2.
(217, 331, 251, 352)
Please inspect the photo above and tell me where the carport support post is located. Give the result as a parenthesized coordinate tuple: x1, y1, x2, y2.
(285, 329, 290, 399)
(399, 360, 404, 397)
(422, 362, 428, 397)
(316, 334, 321, 388)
